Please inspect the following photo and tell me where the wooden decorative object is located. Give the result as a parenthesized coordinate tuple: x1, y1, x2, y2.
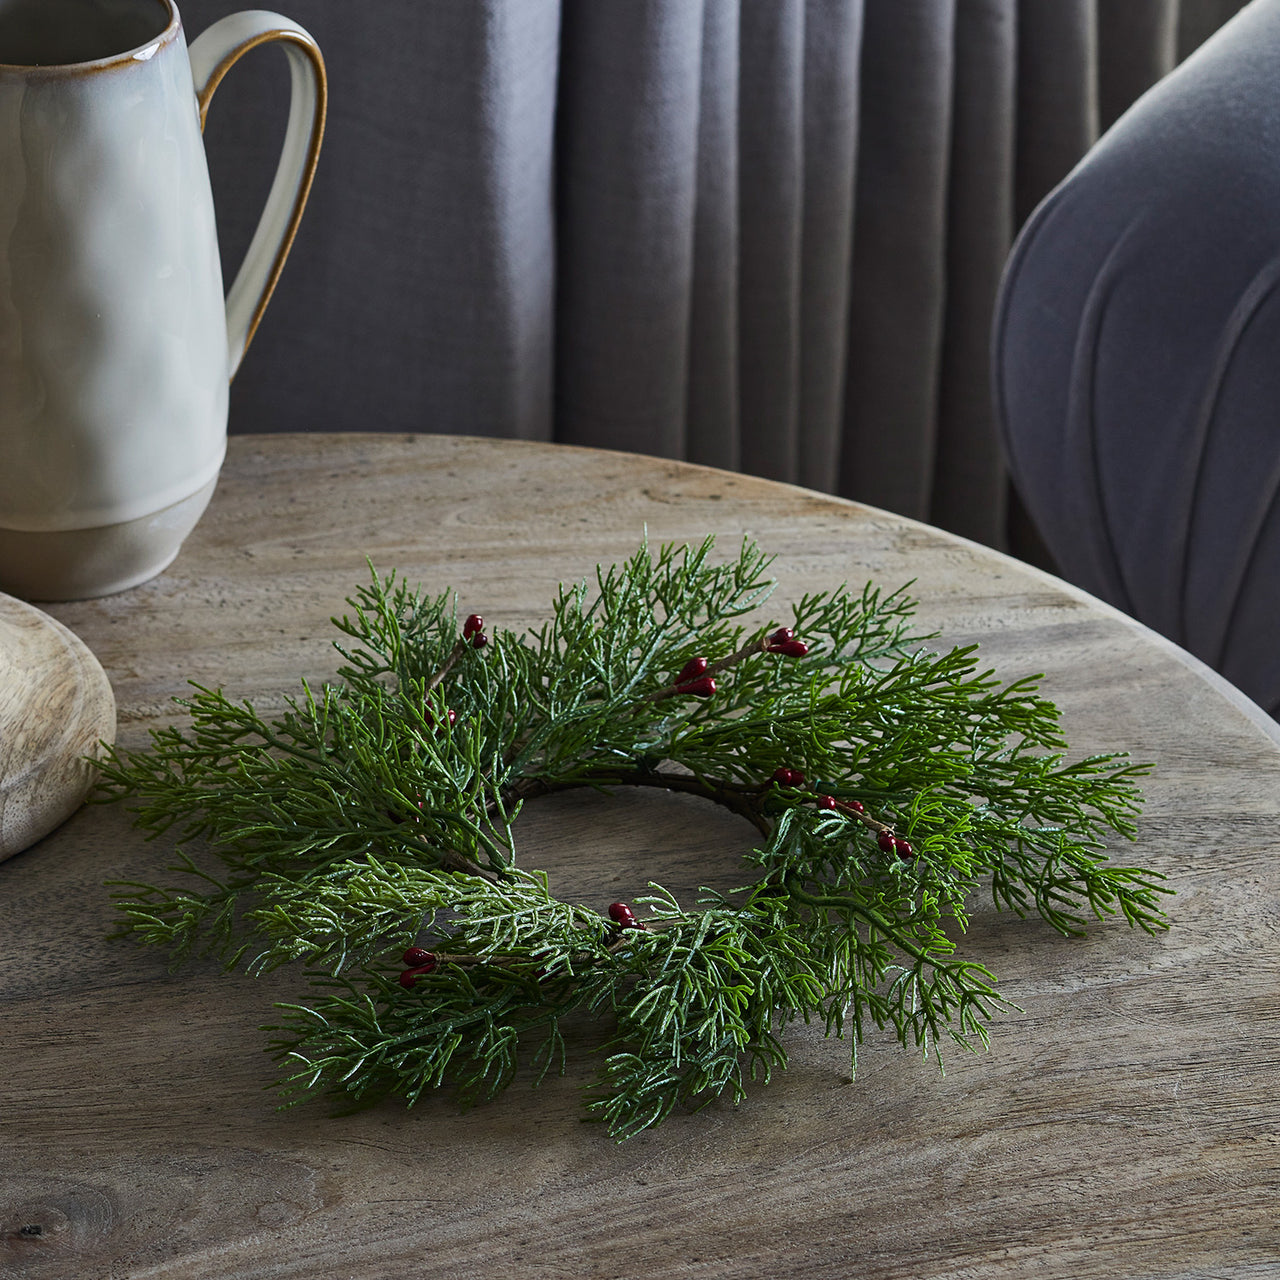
(0, 593, 116, 862)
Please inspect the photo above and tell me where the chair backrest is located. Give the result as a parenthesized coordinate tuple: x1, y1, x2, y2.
(994, 0, 1280, 719)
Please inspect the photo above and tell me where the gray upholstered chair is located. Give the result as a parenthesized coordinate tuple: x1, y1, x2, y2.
(995, 0, 1280, 719)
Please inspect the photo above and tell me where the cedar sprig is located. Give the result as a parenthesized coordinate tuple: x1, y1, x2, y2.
(97, 535, 1171, 1139)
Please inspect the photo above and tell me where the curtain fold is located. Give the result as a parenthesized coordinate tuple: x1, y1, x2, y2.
(685, 0, 741, 471)
(736, 1, 806, 484)
(195, 0, 563, 443)
(555, 0, 705, 459)
(840, 0, 956, 517)
(1015, 0, 1099, 229)
(1098, 0, 1179, 131)
(1177, 0, 1253, 55)
(797, 1, 864, 493)
(928, 0, 1017, 546)
(197, 0, 1251, 555)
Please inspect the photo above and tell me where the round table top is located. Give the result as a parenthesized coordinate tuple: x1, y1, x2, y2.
(4, 433, 1278, 1279)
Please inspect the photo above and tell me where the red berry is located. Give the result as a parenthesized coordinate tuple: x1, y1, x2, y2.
(817, 794, 839, 810)
(877, 831, 896, 853)
(471, 631, 489, 649)
(771, 766, 804, 788)
(402, 946, 433, 967)
(463, 613, 484, 637)
(607, 902, 646, 930)
(675, 676, 716, 697)
(677, 656, 709, 684)
(425, 706, 457, 733)
(848, 799, 865, 813)
(768, 627, 795, 646)
(398, 957, 437, 988)
(894, 837, 914, 859)
(771, 639, 809, 658)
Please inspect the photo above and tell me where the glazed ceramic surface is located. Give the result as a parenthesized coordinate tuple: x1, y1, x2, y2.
(0, 0, 324, 600)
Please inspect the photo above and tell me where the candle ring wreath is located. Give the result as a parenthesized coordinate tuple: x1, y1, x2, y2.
(99, 537, 1171, 1140)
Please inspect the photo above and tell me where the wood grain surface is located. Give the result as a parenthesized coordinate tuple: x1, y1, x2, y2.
(0, 594, 115, 863)
(2, 434, 1277, 1280)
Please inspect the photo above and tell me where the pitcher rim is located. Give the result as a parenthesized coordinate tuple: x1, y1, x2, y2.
(0, 0, 180, 75)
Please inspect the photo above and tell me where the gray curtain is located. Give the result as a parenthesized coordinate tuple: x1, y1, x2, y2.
(184, 0, 1247, 553)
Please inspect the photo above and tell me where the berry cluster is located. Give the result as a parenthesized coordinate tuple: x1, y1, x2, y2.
(422, 614, 493, 730)
(814, 790, 913, 858)
(463, 613, 488, 649)
(648, 621, 812, 704)
(764, 626, 809, 658)
(425, 706, 457, 733)
(672, 656, 716, 698)
(768, 771, 913, 859)
(398, 946, 437, 988)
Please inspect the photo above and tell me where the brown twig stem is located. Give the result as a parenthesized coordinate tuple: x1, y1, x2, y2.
(425, 638, 468, 694)
(511, 769, 772, 836)
(822, 794, 894, 836)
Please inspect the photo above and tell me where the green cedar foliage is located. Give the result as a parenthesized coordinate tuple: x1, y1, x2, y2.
(97, 537, 1170, 1140)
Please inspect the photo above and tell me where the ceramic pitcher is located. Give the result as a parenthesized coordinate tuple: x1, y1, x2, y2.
(0, 0, 325, 600)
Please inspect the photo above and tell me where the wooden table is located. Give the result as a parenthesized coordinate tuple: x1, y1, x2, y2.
(3, 434, 1278, 1279)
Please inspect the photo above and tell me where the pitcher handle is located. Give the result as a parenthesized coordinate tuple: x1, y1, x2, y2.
(188, 12, 327, 379)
